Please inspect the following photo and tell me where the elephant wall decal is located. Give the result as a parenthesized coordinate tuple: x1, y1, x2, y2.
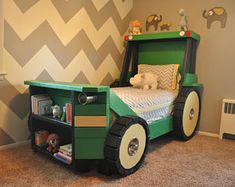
(146, 14, 162, 32)
(202, 7, 227, 29)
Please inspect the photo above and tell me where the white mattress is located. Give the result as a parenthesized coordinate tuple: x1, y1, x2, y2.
(112, 87, 178, 124)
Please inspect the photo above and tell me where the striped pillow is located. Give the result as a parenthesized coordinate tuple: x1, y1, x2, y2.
(138, 64, 179, 90)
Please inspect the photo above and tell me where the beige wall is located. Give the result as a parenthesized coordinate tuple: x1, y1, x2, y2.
(132, 0, 235, 134)
(0, 0, 3, 75)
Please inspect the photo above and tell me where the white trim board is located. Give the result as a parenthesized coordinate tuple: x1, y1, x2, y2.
(0, 140, 30, 151)
(197, 131, 219, 138)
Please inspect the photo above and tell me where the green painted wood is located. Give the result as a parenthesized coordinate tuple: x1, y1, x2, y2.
(138, 40, 186, 72)
(24, 80, 109, 92)
(148, 117, 173, 140)
(129, 31, 200, 41)
(75, 104, 106, 115)
(110, 89, 136, 117)
(47, 89, 72, 109)
(74, 138, 105, 159)
(192, 83, 203, 87)
(74, 127, 108, 138)
(183, 73, 198, 86)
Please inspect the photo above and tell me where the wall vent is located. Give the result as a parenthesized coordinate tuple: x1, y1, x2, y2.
(220, 99, 235, 139)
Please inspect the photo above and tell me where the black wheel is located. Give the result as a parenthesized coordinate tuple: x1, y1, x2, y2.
(173, 88, 201, 141)
(104, 116, 149, 176)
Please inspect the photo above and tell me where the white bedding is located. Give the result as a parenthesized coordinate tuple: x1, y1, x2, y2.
(112, 87, 178, 124)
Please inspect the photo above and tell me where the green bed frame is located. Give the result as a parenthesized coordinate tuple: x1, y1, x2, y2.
(25, 30, 203, 176)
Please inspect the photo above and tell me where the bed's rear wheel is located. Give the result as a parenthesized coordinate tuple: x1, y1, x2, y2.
(104, 116, 149, 176)
(173, 88, 201, 141)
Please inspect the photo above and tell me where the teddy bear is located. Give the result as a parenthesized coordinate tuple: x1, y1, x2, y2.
(47, 133, 60, 153)
(130, 73, 158, 90)
(128, 20, 143, 35)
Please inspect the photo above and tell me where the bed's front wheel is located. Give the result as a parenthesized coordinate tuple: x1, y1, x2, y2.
(173, 88, 201, 141)
(104, 116, 149, 176)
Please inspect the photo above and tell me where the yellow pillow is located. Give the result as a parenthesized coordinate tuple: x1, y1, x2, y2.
(138, 64, 179, 90)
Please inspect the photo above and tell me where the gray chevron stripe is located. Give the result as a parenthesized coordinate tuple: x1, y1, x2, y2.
(50, 0, 83, 23)
(13, 0, 40, 13)
(0, 128, 15, 146)
(0, 79, 29, 119)
(100, 72, 114, 86)
(51, 0, 131, 35)
(4, 21, 122, 70)
(73, 72, 90, 84)
(36, 70, 54, 81)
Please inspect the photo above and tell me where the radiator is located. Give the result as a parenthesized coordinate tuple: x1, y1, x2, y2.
(219, 99, 235, 139)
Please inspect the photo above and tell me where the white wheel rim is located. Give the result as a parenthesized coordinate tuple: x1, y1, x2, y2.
(119, 124, 146, 169)
(183, 91, 199, 137)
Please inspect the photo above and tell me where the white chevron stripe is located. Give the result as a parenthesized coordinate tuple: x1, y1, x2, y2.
(112, 0, 133, 19)
(4, 47, 120, 94)
(4, 0, 124, 53)
(0, 101, 29, 142)
(92, 0, 110, 11)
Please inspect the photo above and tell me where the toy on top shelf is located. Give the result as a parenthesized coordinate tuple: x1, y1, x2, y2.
(146, 14, 162, 32)
(179, 9, 188, 31)
(51, 105, 61, 118)
(128, 20, 143, 35)
(160, 23, 172, 31)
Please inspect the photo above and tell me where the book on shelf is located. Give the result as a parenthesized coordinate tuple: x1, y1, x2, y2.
(66, 103, 72, 125)
(31, 94, 53, 115)
(53, 143, 72, 165)
(59, 144, 72, 155)
(54, 153, 72, 165)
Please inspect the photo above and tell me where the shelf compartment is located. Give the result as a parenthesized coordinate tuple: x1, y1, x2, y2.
(32, 145, 72, 166)
(31, 114, 72, 128)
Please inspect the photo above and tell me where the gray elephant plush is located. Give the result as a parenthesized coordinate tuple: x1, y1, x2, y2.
(51, 105, 61, 118)
(146, 14, 162, 32)
(202, 7, 227, 29)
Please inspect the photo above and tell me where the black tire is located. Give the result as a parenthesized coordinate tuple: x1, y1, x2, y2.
(97, 160, 114, 176)
(173, 88, 201, 141)
(104, 116, 149, 176)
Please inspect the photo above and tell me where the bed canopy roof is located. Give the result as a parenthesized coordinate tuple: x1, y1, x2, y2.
(119, 31, 200, 86)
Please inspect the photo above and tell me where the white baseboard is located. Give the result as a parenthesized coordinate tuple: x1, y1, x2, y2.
(197, 131, 219, 138)
(0, 140, 30, 151)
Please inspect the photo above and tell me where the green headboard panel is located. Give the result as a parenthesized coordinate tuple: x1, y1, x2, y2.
(138, 40, 186, 72)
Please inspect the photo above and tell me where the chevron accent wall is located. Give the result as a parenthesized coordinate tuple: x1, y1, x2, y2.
(0, 0, 133, 146)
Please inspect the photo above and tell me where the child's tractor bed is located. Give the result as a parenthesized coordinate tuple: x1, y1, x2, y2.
(25, 31, 203, 177)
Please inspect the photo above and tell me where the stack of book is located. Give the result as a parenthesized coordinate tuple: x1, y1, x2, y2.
(54, 144, 72, 165)
(31, 94, 53, 115)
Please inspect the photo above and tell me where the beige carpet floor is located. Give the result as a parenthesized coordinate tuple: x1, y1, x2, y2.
(0, 135, 234, 187)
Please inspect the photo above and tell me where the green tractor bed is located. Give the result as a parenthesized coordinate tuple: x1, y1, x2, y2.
(25, 31, 203, 176)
